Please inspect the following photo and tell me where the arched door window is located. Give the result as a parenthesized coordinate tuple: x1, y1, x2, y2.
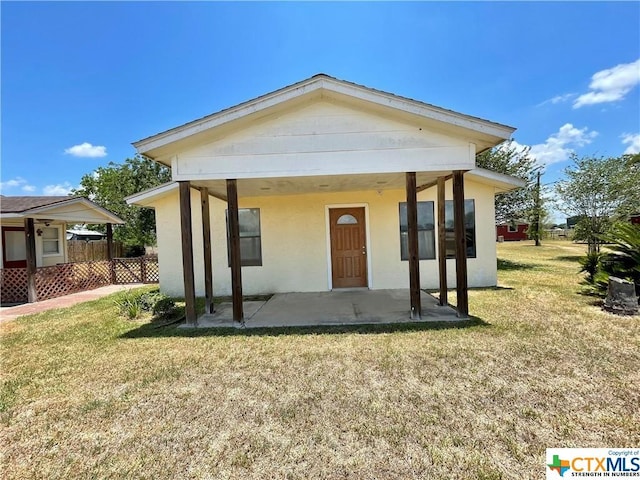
(336, 214, 358, 225)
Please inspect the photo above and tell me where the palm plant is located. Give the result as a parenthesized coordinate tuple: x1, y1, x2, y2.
(601, 223, 640, 297)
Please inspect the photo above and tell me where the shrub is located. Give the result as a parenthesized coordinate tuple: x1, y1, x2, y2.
(114, 289, 146, 319)
(579, 223, 640, 300)
(579, 252, 602, 284)
(601, 223, 640, 297)
(151, 296, 176, 318)
(114, 289, 176, 320)
(124, 245, 146, 258)
(139, 290, 162, 312)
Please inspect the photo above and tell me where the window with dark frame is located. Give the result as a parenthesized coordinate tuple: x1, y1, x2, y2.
(226, 208, 262, 266)
(399, 201, 436, 260)
(445, 199, 476, 258)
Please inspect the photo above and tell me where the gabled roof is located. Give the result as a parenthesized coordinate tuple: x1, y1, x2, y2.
(67, 228, 106, 236)
(133, 73, 516, 160)
(0, 195, 76, 213)
(467, 168, 526, 193)
(124, 182, 178, 206)
(0, 195, 124, 224)
(496, 220, 529, 226)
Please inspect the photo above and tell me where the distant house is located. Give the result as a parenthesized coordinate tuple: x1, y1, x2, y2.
(67, 228, 107, 241)
(1, 196, 122, 269)
(0, 195, 123, 304)
(630, 213, 640, 225)
(496, 222, 529, 241)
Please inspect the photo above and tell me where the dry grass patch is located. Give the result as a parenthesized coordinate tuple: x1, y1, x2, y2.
(1, 241, 638, 479)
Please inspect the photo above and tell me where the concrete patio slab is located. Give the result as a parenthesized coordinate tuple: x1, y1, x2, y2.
(182, 301, 267, 328)
(193, 289, 461, 329)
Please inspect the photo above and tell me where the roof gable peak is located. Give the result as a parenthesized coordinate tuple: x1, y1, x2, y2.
(133, 74, 515, 159)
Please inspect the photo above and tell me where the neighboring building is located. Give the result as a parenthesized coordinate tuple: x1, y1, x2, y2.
(496, 222, 529, 241)
(67, 228, 107, 241)
(0, 195, 123, 304)
(566, 215, 584, 229)
(127, 74, 524, 322)
(1, 196, 122, 269)
(630, 213, 640, 225)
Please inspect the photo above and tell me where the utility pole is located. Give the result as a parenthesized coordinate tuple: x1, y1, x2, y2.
(534, 170, 541, 246)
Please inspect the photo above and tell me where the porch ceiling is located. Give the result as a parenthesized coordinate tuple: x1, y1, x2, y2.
(192, 171, 451, 199)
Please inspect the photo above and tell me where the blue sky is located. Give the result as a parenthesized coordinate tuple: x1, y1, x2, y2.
(2, 1, 639, 219)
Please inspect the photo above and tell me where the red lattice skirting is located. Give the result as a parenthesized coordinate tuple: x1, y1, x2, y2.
(1, 268, 28, 304)
(1, 256, 159, 304)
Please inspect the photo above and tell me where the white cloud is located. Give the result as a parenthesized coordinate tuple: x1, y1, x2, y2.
(1, 178, 24, 189)
(0, 176, 37, 193)
(550, 93, 575, 104)
(43, 182, 74, 196)
(497, 139, 530, 156)
(621, 133, 640, 154)
(64, 142, 107, 158)
(573, 58, 640, 108)
(522, 123, 598, 166)
(538, 92, 577, 107)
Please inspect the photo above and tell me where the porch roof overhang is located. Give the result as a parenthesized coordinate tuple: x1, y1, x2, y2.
(0, 196, 124, 225)
(132, 74, 516, 164)
(126, 168, 525, 207)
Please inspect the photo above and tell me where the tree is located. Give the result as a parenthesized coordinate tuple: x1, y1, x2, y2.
(554, 154, 640, 254)
(476, 140, 537, 225)
(72, 155, 171, 248)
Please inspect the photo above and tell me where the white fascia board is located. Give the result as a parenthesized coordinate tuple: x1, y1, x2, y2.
(321, 78, 515, 141)
(126, 182, 179, 206)
(133, 80, 324, 154)
(24, 198, 125, 224)
(467, 168, 526, 192)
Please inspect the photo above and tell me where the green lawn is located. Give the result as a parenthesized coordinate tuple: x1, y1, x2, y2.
(1, 240, 638, 479)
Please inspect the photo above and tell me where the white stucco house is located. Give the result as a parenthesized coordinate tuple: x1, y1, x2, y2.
(127, 74, 523, 324)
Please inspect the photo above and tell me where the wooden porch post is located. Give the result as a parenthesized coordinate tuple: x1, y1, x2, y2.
(437, 176, 448, 306)
(106, 223, 114, 260)
(24, 218, 37, 303)
(179, 181, 197, 325)
(226, 179, 244, 323)
(406, 172, 421, 319)
(106, 223, 116, 284)
(201, 187, 215, 314)
(453, 171, 469, 317)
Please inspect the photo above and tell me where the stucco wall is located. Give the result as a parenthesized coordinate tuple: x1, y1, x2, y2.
(152, 177, 497, 297)
(173, 101, 475, 182)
